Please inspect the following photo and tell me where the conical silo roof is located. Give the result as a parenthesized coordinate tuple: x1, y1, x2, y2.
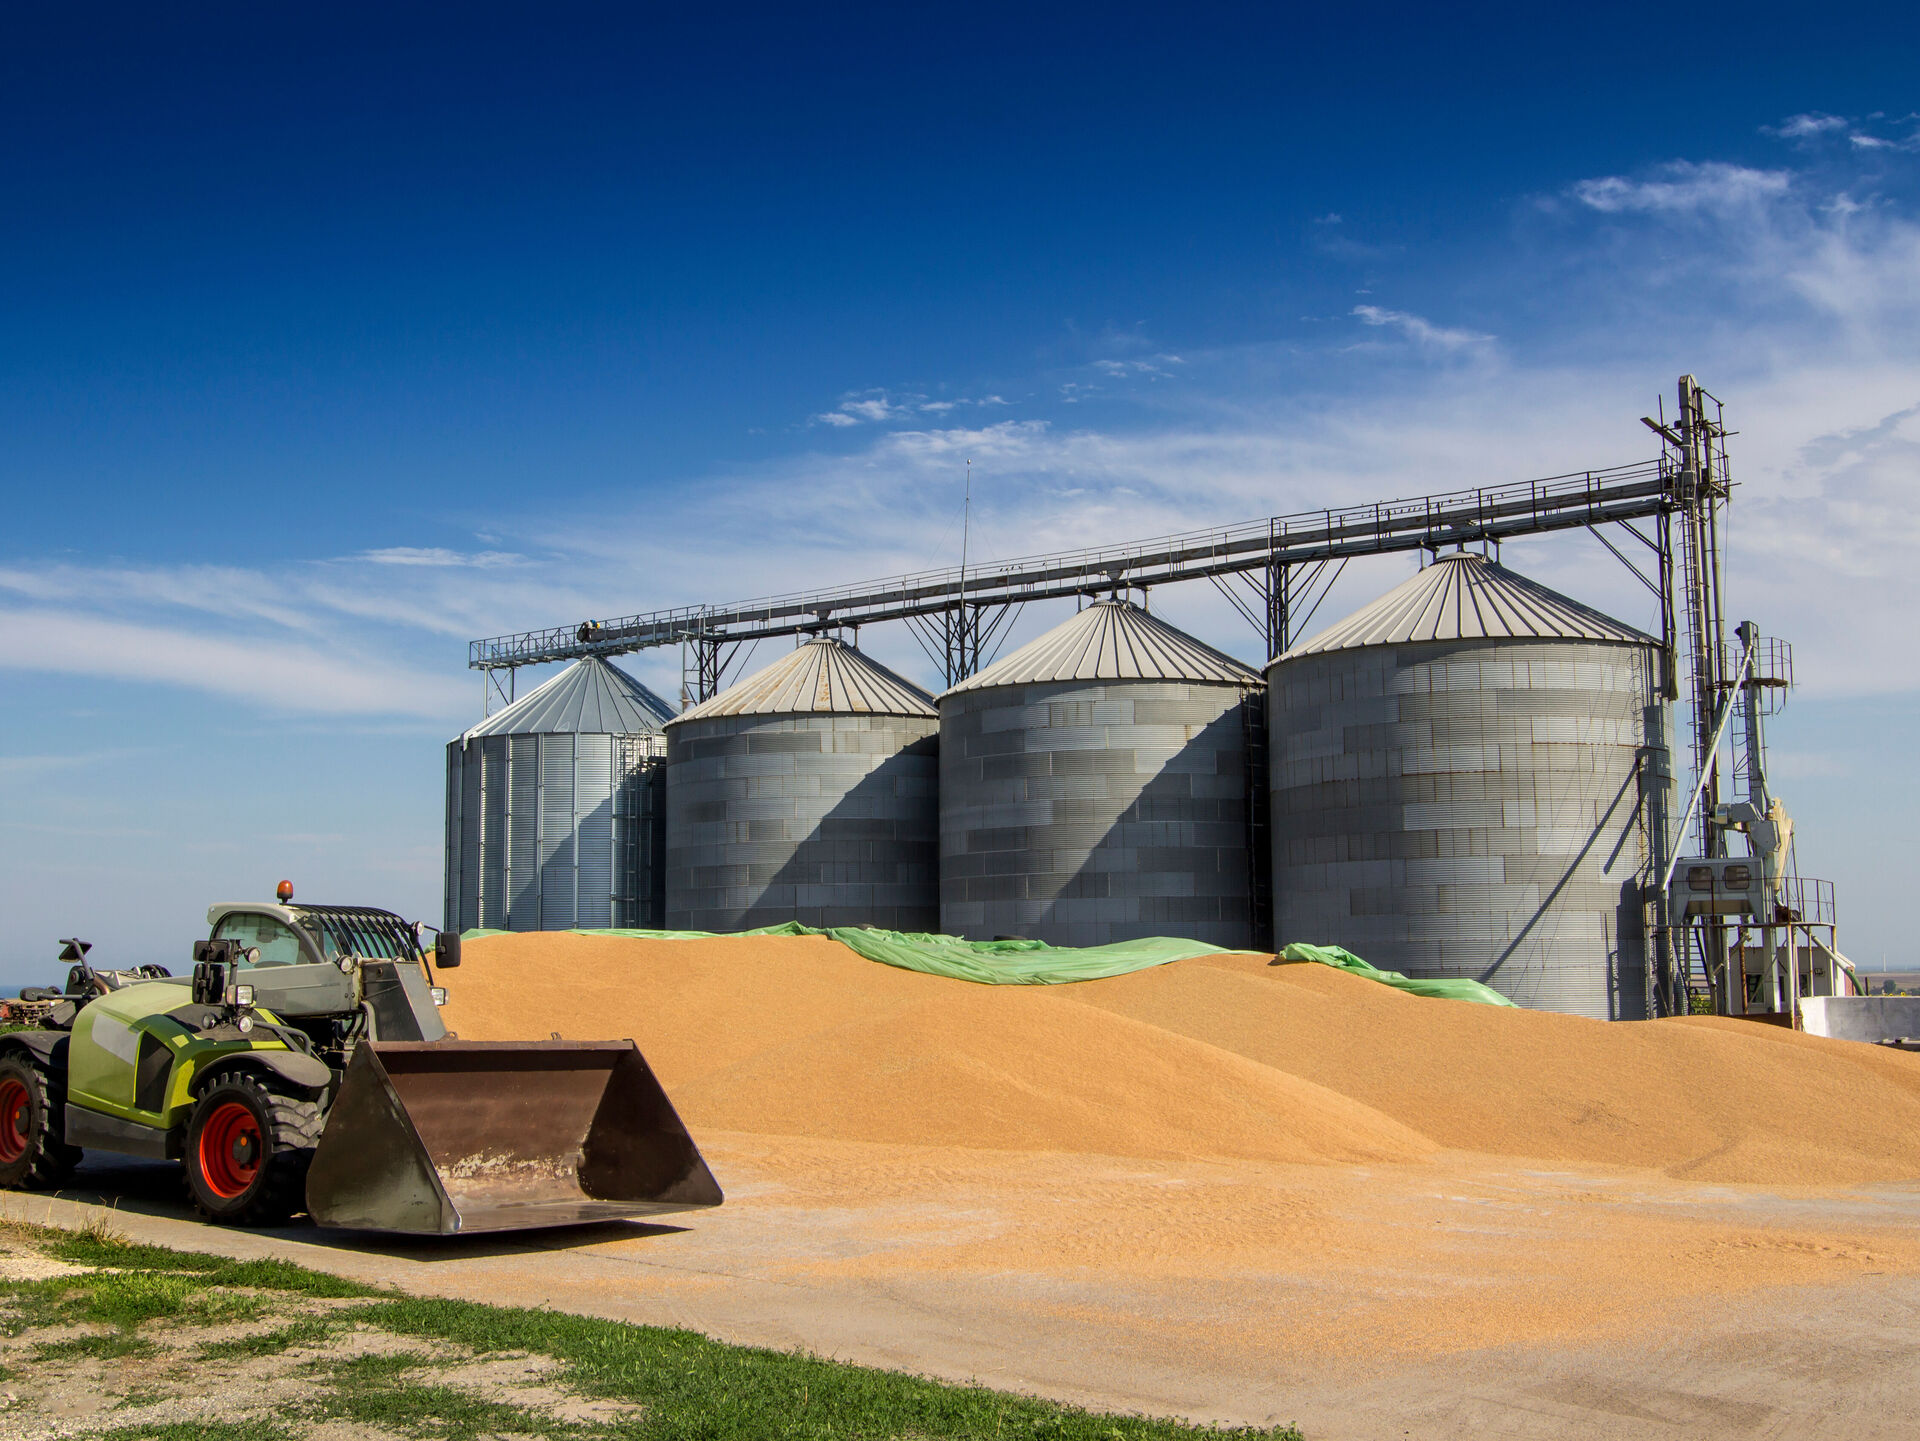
(458, 656, 675, 740)
(669, 636, 937, 723)
(1278, 552, 1652, 661)
(943, 599, 1260, 695)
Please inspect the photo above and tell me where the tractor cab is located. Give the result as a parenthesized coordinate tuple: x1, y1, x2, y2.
(204, 893, 454, 1043)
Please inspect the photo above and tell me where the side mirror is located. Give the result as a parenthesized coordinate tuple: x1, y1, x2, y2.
(433, 929, 462, 969)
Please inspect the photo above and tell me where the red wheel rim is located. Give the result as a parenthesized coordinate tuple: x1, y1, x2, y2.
(197, 1100, 263, 1199)
(0, 1079, 28, 1164)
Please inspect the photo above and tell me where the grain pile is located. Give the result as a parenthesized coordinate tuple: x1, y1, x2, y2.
(442, 933, 1920, 1185)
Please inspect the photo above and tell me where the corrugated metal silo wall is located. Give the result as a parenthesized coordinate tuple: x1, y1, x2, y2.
(664, 714, 940, 931)
(939, 680, 1257, 948)
(480, 737, 508, 928)
(443, 743, 465, 932)
(1268, 640, 1659, 1019)
(442, 733, 666, 933)
(538, 735, 577, 929)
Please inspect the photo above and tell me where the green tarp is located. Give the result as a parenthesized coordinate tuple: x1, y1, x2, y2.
(459, 923, 1516, 1005)
(1276, 942, 1517, 1007)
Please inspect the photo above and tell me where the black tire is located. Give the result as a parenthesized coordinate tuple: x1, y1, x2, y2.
(0, 1050, 82, 1191)
(183, 1073, 322, 1226)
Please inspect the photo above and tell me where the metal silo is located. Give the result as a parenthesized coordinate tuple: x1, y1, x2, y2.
(1268, 552, 1665, 1019)
(663, 637, 940, 931)
(939, 599, 1263, 948)
(443, 657, 673, 933)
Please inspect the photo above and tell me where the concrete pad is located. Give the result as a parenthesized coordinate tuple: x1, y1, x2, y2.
(16, 1138, 1920, 1438)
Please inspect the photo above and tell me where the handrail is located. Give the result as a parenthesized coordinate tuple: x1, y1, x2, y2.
(469, 458, 1672, 669)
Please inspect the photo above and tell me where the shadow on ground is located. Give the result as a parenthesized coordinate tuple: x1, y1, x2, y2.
(34, 1154, 689, 1262)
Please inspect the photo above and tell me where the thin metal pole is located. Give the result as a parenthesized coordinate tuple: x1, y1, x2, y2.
(954, 460, 973, 681)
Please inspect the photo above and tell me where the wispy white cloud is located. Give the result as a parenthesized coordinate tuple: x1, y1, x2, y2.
(813, 389, 1009, 427)
(355, 547, 523, 568)
(1851, 131, 1920, 153)
(1350, 305, 1492, 352)
(1761, 110, 1920, 154)
(1570, 161, 1791, 216)
(0, 748, 146, 781)
(839, 395, 902, 423)
(1767, 113, 1851, 141)
(0, 609, 469, 718)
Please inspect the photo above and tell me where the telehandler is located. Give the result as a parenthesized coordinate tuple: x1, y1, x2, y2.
(0, 885, 720, 1235)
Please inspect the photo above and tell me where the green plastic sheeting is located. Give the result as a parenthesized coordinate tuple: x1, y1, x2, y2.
(1279, 942, 1518, 1007)
(459, 923, 1515, 1005)
(461, 922, 1245, 984)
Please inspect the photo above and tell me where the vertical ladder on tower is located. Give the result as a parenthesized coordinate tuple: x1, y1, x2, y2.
(1242, 691, 1274, 952)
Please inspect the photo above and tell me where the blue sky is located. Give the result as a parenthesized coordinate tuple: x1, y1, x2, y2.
(4, 4, 1918, 988)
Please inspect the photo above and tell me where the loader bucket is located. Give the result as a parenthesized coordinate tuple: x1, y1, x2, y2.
(304, 1040, 723, 1236)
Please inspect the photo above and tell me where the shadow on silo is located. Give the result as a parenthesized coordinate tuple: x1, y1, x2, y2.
(754, 736, 941, 932)
(1470, 762, 1647, 1020)
(1018, 702, 1257, 950)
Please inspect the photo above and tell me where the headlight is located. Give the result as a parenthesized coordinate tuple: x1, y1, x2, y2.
(237, 1014, 255, 1033)
(430, 987, 448, 1007)
(228, 984, 255, 1006)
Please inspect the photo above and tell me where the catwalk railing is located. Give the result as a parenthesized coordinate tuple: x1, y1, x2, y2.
(470, 458, 1674, 670)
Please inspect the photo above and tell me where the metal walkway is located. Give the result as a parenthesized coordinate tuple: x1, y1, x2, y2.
(470, 457, 1675, 695)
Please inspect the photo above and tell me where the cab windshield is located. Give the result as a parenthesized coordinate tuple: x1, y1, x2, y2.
(293, 908, 420, 964)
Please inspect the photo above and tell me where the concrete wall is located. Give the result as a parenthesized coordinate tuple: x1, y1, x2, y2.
(1802, 996, 1920, 1046)
(939, 679, 1256, 948)
(1268, 640, 1659, 1019)
(663, 713, 939, 931)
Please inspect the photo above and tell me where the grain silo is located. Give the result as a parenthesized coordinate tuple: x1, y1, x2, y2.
(1268, 552, 1665, 1019)
(443, 657, 674, 933)
(663, 636, 939, 931)
(939, 599, 1263, 948)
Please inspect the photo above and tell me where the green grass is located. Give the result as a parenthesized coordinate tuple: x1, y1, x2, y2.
(11, 1223, 1303, 1440)
(196, 1314, 342, 1360)
(2, 1262, 266, 1336)
(33, 1332, 159, 1361)
(0, 1275, 85, 1332)
(84, 1270, 262, 1329)
(46, 1229, 375, 1298)
(308, 1368, 593, 1441)
(361, 1295, 1298, 1440)
(84, 1271, 199, 1327)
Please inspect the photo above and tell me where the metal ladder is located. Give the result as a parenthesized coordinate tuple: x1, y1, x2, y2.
(1242, 693, 1274, 952)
